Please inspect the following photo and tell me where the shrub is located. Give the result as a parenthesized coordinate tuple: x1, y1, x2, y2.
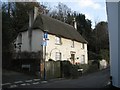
(86, 60, 99, 73)
(61, 61, 80, 79)
(70, 65, 79, 79)
(77, 64, 89, 73)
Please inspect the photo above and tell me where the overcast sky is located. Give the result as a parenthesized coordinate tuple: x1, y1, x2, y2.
(38, 0, 107, 29)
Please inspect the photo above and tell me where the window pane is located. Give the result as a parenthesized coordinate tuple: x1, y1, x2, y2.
(81, 55, 85, 64)
(55, 52, 61, 60)
(55, 36, 61, 44)
(81, 43, 84, 49)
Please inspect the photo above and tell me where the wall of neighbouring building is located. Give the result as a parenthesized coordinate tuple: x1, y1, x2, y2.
(106, 1, 120, 88)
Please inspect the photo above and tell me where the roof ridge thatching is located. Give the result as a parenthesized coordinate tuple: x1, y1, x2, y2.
(20, 14, 88, 43)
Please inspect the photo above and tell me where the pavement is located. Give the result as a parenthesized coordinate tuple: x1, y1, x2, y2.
(1, 68, 110, 88)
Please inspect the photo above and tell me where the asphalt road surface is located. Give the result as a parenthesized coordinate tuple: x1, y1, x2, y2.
(4, 68, 110, 88)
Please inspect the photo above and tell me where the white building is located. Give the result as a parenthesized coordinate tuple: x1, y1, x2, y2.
(14, 7, 88, 64)
(106, 1, 120, 88)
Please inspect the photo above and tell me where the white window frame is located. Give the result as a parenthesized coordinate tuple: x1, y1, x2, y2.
(55, 36, 62, 45)
(55, 52, 61, 60)
(81, 55, 85, 64)
(81, 43, 84, 49)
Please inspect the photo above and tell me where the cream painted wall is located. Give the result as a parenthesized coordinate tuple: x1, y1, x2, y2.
(15, 32, 29, 52)
(21, 31, 29, 51)
(15, 29, 88, 64)
(31, 29, 43, 52)
(15, 29, 43, 52)
(45, 34, 88, 64)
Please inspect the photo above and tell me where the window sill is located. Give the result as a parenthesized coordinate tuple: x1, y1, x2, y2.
(55, 43, 62, 45)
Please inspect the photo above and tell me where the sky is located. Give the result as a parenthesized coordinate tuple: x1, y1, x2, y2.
(38, 0, 108, 29)
(2, 0, 108, 29)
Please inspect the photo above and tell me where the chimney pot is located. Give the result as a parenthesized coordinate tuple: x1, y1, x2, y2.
(73, 18, 77, 30)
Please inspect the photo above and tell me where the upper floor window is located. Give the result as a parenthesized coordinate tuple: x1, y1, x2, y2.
(71, 40, 74, 48)
(55, 36, 62, 45)
(81, 43, 84, 49)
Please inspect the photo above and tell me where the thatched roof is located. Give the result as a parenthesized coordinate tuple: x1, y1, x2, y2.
(21, 14, 87, 43)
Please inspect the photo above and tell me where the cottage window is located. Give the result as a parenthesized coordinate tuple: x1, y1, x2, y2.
(81, 55, 85, 64)
(55, 52, 61, 60)
(81, 43, 84, 49)
(55, 36, 62, 45)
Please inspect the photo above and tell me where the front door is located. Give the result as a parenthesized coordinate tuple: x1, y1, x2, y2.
(71, 54, 75, 64)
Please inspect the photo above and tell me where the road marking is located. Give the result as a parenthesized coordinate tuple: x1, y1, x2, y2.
(1, 83, 11, 86)
(41, 81, 48, 84)
(34, 79, 41, 81)
(9, 85, 17, 88)
(26, 83, 31, 85)
(25, 80, 32, 82)
(20, 83, 26, 86)
(32, 82, 39, 85)
(14, 81, 23, 84)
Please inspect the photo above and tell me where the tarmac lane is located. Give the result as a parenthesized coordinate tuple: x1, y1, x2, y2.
(17, 68, 110, 88)
(2, 68, 110, 88)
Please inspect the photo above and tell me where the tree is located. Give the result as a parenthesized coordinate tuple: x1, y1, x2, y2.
(2, 2, 47, 69)
(90, 21, 109, 61)
(93, 21, 109, 51)
(49, 2, 72, 22)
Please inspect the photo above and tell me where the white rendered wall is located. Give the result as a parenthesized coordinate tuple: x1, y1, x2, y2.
(15, 29, 88, 64)
(16, 29, 43, 52)
(106, 2, 120, 88)
(45, 34, 88, 64)
(21, 31, 29, 51)
(31, 29, 43, 52)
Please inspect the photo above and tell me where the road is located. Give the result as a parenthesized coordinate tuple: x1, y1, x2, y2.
(26, 68, 110, 88)
(2, 68, 110, 88)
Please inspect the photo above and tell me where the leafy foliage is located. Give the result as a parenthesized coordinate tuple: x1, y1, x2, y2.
(2, 2, 110, 70)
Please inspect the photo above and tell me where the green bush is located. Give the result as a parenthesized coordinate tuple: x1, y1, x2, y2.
(77, 64, 89, 73)
(86, 61, 99, 73)
(61, 61, 79, 79)
(70, 65, 79, 79)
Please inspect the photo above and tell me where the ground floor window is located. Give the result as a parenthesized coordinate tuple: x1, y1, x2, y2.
(81, 55, 85, 64)
(71, 54, 75, 64)
(55, 52, 61, 60)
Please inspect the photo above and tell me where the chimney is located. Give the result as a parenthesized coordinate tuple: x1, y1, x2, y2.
(29, 10, 34, 28)
(73, 17, 77, 30)
(34, 7, 39, 20)
(29, 7, 39, 28)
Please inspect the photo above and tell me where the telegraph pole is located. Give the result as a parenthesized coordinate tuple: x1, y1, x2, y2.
(43, 30, 48, 81)
(43, 39, 46, 81)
